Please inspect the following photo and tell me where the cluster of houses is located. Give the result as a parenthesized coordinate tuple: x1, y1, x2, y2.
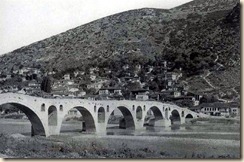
(0, 62, 240, 118)
(0, 67, 42, 95)
(190, 102, 240, 117)
(0, 67, 41, 81)
(49, 70, 227, 115)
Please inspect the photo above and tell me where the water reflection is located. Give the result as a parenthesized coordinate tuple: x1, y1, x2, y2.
(106, 124, 188, 136)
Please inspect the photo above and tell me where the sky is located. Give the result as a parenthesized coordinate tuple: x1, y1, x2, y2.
(0, 0, 193, 55)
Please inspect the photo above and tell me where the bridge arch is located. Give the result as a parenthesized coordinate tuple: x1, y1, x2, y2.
(170, 109, 181, 125)
(106, 106, 135, 130)
(74, 106, 96, 132)
(98, 107, 105, 123)
(48, 105, 58, 126)
(144, 106, 164, 126)
(136, 106, 143, 120)
(60, 106, 96, 134)
(185, 113, 193, 123)
(0, 102, 46, 136)
(148, 106, 164, 119)
(186, 114, 193, 118)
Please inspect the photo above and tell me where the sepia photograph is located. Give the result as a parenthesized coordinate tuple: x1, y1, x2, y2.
(0, 0, 241, 159)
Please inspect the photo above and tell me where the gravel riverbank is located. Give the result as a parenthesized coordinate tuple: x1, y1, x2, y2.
(0, 118, 240, 158)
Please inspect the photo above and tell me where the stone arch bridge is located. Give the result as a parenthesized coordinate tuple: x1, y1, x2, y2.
(0, 93, 207, 137)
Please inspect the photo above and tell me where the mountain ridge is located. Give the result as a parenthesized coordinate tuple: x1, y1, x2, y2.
(0, 0, 240, 101)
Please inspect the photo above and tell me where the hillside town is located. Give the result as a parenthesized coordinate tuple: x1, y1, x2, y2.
(0, 60, 240, 118)
(0, 0, 240, 159)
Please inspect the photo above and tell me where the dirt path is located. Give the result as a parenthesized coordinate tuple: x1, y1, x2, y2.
(201, 70, 216, 89)
(232, 87, 238, 94)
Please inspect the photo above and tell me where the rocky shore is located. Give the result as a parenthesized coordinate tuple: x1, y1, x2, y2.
(0, 132, 240, 159)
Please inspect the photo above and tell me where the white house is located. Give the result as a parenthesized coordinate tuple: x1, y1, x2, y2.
(174, 91, 181, 98)
(87, 82, 103, 90)
(90, 75, 96, 81)
(63, 74, 70, 80)
(68, 88, 79, 93)
(136, 94, 149, 101)
(77, 91, 87, 97)
(98, 87, 122, 96)
(131, 89, 149, 101)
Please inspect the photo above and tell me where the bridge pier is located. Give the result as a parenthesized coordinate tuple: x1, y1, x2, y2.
(180, 117, 186, 125)
(48, 125, 60, 136)
(96, 123, 107, 136)
(134, 120, 146, 131)
(154, 119, 171, 127)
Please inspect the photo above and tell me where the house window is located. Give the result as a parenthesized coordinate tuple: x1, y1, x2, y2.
(143, 105, 146, 111)
(60, 105, 63, 111)
(41, 104, 45, 112)
(169, 107, 171, 111)
(132, 105, 135, 111)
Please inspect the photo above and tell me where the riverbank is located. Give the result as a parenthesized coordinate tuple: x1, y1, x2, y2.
(0, 118, 240, 158)
(0, 132, 240, 158)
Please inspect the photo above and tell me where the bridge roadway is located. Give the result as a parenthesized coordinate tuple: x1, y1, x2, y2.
(0, 93, 208, 137)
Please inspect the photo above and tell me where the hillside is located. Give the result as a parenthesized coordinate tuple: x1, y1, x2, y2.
(0, 0, 240, 100)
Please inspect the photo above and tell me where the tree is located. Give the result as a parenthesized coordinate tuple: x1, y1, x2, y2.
(127, 82, 141, 90)
(41, 77, 52, 93)
(121, 89, 131, 100)
(86, 88, 97, 95)
(32, 74, 37, 80)
(149, 81, 159, 92)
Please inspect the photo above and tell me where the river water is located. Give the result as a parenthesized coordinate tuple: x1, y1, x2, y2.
(0, 118, 240, 141)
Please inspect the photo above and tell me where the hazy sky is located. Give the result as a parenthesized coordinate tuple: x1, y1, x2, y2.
(0, 0, 193, 55)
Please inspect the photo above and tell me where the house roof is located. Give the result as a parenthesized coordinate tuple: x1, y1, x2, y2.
(159, 90, 173, 94)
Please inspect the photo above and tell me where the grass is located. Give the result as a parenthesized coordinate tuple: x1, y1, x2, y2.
(190, 117, 240, 124)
